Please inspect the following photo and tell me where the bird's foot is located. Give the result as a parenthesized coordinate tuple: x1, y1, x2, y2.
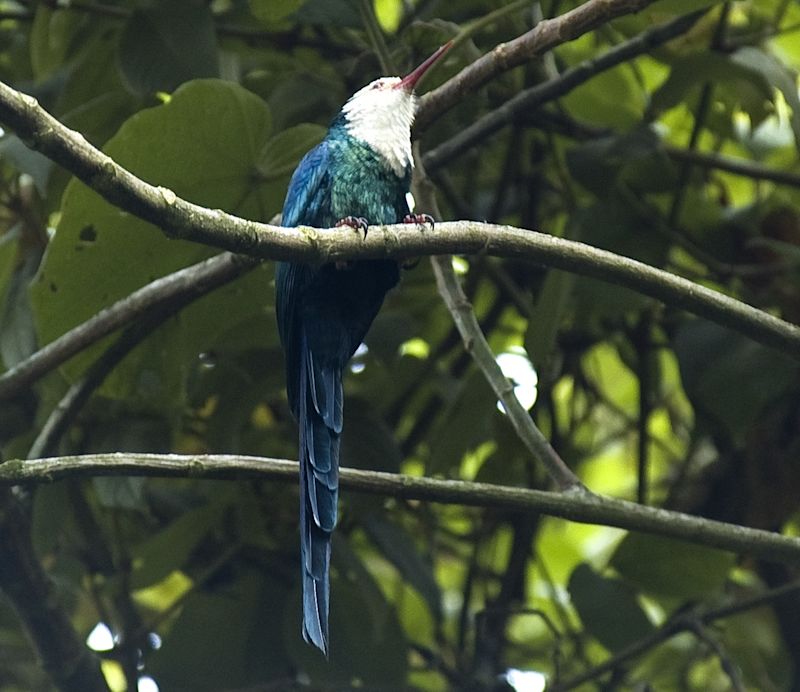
(403, 213, 435, 230)
(335, 216, 369, 238)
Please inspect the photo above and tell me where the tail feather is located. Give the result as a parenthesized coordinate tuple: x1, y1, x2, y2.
(299, 336, 341, 656)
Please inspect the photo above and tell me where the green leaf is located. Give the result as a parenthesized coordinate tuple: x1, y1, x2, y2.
(130, 494, 230, 589)
(29, 8, 85, 80)
(0, 255, 37, 369)
(560, 62, 644, 130)
(526, 268, 574, 370)
(292, 0, 362, 26)
(118, 1, 219, 95)
(248, 0, 304, 25)
(731, 46, 800, 152)
(363, 515, 442, 619)
(611, 533, 736, 600)
(429, 369, 496, 474)
(651, 51, 773, 119)
(374, 0, 403, 33)
(92, 477, 146, 510)
(568, 563, 655, 652)
(149, 567, 290, 688)
(341, 398, 403, 472)
(566, 128, 675, 196)
(674, 322, 800, 443)
(257, 123, 326, 179)
(0, 137, 54, 195)
(30, 80, 275, 412)
(0, 229, 19, 327)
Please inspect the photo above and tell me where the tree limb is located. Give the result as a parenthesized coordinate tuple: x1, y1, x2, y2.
(0, 78, 798, 361)
(415, 0, 678, 131)
(2, 454, 800, 564)
(432, 255, 581, 490)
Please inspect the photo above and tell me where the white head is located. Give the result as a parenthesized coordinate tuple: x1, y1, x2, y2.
(340, 42, 452, 178)
(342, 77, 416, 177)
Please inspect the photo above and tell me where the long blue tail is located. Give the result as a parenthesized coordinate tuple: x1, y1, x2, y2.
(298, 333, 342, 656)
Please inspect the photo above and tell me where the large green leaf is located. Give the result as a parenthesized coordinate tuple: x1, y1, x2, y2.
(257, 122, 326, 180)
(30, 79, 276, 411)
(568, 563, 655, 653)
(148, 567, 290, 688)
(0, 229, 18, 331)
(611, 533, 735, 600)
(674, 321, 800, 443)
(130, 493, 231, 589)
(118, 1, 219, 95)
(362, 514, 442, 619)
(651, 51, 773, 124)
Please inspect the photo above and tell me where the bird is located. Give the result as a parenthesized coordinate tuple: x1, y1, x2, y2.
(275, 42, 452, 656)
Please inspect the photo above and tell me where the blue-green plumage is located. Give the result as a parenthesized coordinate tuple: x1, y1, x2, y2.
(275, 43, 451, 656)
(277, 123, 405, 656)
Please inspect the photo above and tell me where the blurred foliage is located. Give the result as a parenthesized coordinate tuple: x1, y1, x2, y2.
(1, 0, 800, 690)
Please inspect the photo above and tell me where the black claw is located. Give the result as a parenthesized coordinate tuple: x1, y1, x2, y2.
(336, 216, 369, 238)
(403, 213, 435, 230)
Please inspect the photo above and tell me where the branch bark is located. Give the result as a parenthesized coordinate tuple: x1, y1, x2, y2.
(2, 454, 800, 565)
(432, 255, 581, 490)
(1, 78, 798, 361)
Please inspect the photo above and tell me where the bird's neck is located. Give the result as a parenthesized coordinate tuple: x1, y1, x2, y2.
(331, 107, 414, 178)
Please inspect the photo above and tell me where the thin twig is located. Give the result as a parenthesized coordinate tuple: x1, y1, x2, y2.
(689, 622, 746, 692)
(423, 10, 707, 171)
(416, 0, 671, 131)
(665, 146, 800, 188)
(552, 579, 800, 691)
(433, 255, 582, 490)
(668, 3, 730, 227)
(0, 252, 258, 401)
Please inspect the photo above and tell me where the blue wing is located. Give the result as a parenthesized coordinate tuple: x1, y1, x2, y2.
(276, 141, 331, 412)
(281, 141, 331, 228)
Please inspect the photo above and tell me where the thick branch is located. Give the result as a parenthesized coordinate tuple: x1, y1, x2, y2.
(415, 0, 668, 131)
(3, 454, 800, 564)
(1, 79, 799, 362)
